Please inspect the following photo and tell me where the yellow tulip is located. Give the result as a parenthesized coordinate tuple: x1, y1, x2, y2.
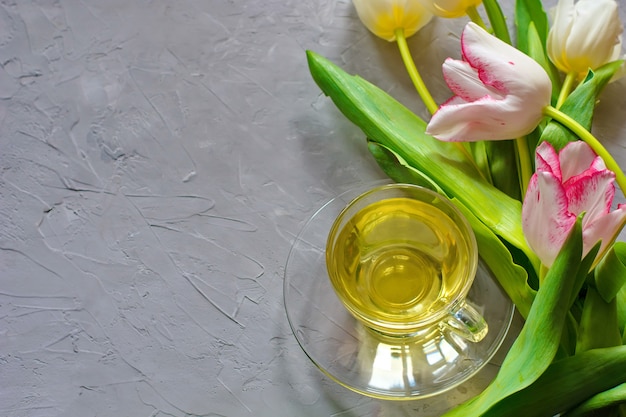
(417, 0, 483, 19)
(352, 0, 433, 42)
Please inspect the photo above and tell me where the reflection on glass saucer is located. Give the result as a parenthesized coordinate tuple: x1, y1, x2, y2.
(284, 182, 514, 400)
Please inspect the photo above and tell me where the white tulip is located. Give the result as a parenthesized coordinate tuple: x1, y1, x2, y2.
(547, 0, 624, 78)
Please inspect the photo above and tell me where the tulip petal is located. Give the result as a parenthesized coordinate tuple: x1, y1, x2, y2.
(535, 141, 562, 181)
(352, 0, 433, 42)
(565, 0, 622, 70)
(547, 0, 575, 73)
(558, 141, 601, 182)
(442, 58, 504, 101)
(461, 23, 551, 101)
(583, 204, 626, 260)
(426, 95, 537, 141)
(522, 171, 577, 267)
(564, 165, 615, 223)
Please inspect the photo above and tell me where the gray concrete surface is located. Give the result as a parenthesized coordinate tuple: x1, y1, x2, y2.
(1, 1, 625, 416)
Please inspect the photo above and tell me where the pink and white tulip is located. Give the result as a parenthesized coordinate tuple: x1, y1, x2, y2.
(425, 22, 552, 142)
(522, 141, 626, 268)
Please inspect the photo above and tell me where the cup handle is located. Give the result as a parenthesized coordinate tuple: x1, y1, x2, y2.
(442, 302, 488, 342)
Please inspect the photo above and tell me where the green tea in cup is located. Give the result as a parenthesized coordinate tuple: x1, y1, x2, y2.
(326, 184, 487, 341)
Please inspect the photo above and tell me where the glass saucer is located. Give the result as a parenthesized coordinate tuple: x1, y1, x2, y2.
(284, 182, 514, 400)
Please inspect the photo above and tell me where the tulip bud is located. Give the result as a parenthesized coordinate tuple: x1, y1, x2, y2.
(426, 22, 552, 142)
(547, 0, 624, 78)
(522, 141, 626, 268)
(352, 0, 433, 42)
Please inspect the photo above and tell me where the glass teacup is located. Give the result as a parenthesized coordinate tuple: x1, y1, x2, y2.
(325, 183, 487, 342)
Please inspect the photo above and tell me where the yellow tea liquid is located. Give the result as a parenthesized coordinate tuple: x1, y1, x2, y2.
(327, 197, 472, 327)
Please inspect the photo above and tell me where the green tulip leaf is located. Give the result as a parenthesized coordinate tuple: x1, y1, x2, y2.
(514, 0, 562, 103)
(485, 346, 626, 417)
(306, 50, 535, 264)
(576, 286, 622, 354)
(452, 198, 536, 319)
(595, 242, 626, 302)
(483, 0, 511, 44)
(469, 140, 494, 185)
(515, 0, 549, 55)
(443, 217, 590, 416)
(617, 283, 626, 335)
(541, 61, 624, 150)
(568, 240, 603, 308)
(563, 382, 626, 417)
(483, 139, 521, 200)
(525, 21, 562, 104)
(366, 140, 443, 193)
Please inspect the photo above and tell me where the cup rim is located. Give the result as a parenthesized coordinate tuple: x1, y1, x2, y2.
(325, 183, 479, 333)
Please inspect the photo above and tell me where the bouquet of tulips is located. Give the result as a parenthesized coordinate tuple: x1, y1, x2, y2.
(306, 0, 626, 415)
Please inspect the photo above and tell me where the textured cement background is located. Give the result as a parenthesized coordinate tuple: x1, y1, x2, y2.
(1, 1, 625, 416)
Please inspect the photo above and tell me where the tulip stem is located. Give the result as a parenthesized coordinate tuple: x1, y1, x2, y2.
(543, 105, 626, 195)
(555, 72, 578, 109)
(515, 136, 532, 197)
(395, 28, 485, 180)
(394, 28, 439, 115)
(466, 6, 488, 31)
